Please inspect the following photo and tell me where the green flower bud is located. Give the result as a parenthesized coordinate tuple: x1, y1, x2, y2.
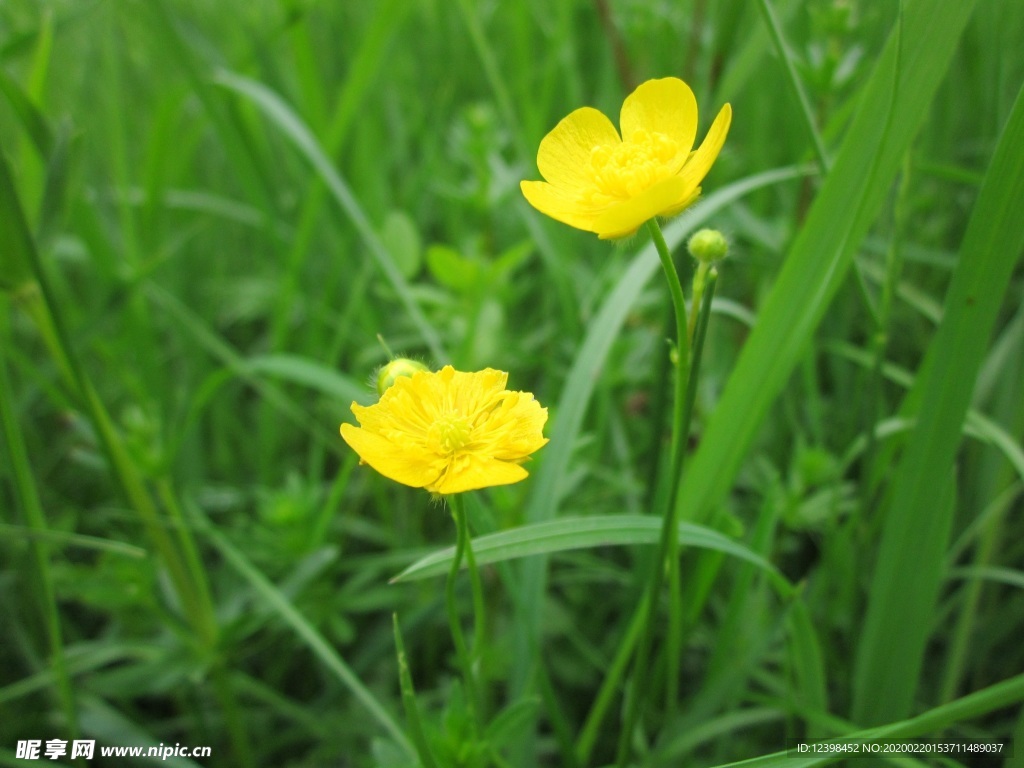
(376, 358, 430, 396)
(687, 228, 729, 264)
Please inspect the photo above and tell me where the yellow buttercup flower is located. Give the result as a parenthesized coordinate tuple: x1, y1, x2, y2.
(340, 365, 548, 495)
(521, 77, 731, 240)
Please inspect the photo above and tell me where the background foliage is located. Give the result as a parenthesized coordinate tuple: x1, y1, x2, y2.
(2, 0, 1023, 766)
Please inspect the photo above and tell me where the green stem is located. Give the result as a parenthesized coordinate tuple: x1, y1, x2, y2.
(860, 152, 911, 515)
(2, 152, 253, 766)
(575, 588, 650, 765)
(666, 268, 718, 713)
(393, 614, 440, 768)
(446, 494, 482, 730)
(0, 331, 80, 754)
(687, 261, 711, 343)
(615, 222, 717, 767)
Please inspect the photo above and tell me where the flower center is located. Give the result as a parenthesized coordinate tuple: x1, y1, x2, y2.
(588, 129, 680, 200)
(428, 412, 472, 454)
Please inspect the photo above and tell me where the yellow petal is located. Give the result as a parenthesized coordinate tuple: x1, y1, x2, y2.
(593, 176, 689, 240)
(520, 180, 602, 232)
(340, 423, 443, 489)
(658, 186, 702, 219)
(620, 77, 698, 162)
(677, 103, 732, 191)
(536, 106, 620, 190)
(430, 453, 529, 495)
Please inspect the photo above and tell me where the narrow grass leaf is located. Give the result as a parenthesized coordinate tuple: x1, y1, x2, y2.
(214, 71, 446, 362)
(0, 71, 53, 158)
(245, 354, 370, 405)
(199, 520, 413, 756)
(512, 165, 808, 695)
(853, 79, 1024, 725)
(392, 515, 792, 597)
(704, 672, 1024, 768)
(673, 0, 979, 528)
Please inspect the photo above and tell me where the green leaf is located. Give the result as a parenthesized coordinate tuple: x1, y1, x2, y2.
(214, 71, 446, 361)
(0, 71, 53, 158)
(391, 515, 792, 597)
(426, 244, 479, 291)
(703, 672, 1024, 768)
(244, 354, 369, 405)
(853, 78, 1024, 725)
(198, 517, 413, 757)
(380, 210, 422, 280)
(0, 150, 36, 292)
(676, 0, 981, 531)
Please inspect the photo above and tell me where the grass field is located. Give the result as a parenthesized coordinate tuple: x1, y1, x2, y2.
(2, 1, 1024, 766)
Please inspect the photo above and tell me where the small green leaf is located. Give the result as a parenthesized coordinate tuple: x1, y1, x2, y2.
(380, 210, 422, 279)
(426, 244, 479, 291)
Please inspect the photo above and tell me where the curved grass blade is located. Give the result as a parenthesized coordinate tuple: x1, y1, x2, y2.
(676, 0, 980, 530)
(703, 672, 1024, 768)
(391, 515, 793, 597)
(214, 71, 446, 362)
(853, 78, 1024, 725)
(198, 517, 413, 757)
(511, 165, 809, 696)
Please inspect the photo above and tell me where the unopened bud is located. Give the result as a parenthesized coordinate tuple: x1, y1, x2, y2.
(376, 358, 429, 396)
(687, 228, 728, 264)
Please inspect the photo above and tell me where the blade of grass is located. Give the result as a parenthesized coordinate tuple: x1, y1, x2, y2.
(853, 77, 1024, 726)
(756, 0, 831, 173)
(391, 515, 792, 597)
(672, 0, 977, 528)
(510, 165, 809, 699)
(703, 671, 1024, 768)
(214, 71, 446, 362)
(197, 512, 413, 757)
(0, 336, 79, 745)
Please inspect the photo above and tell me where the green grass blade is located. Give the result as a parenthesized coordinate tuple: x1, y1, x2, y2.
(198, 517, 413, 757)
(852, 78, 1024, 725)
(704, 672, 1024, 768)
(756, 0, 830, 173)
(674, 0, 979, 529)
(245, 353, 370, 405)
(214, 71, 446, 362)
(391, 515, 792, 596)
(511, 165, 808, 697)
(0, 71, 53, 158)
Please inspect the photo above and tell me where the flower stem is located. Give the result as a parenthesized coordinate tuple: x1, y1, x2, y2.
(446, 494, 482, 728)
(615, 221, 717, 767)
(666, 266, 717, 714)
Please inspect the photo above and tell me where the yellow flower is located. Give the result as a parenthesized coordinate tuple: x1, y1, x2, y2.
(340, 365, 548, 495)
(521, 77, 731, 240)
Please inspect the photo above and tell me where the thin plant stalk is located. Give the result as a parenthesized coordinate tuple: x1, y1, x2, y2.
(393, 614, 440, 768)
(615, 221, 718, 767)
(446, 493, 483, 730)
(0, 338, 80, 753)
(666, 267, 718, 714)
(1, 154, 254, 766)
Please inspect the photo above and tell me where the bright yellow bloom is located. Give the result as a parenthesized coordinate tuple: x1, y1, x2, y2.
(521, 77, 731, 240)
(340, 365, 548, 495)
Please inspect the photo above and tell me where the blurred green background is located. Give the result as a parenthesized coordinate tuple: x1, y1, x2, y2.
(2, 0, 1023, 766)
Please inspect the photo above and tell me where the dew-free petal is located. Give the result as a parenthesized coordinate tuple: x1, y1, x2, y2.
(340, 367, 547, 495)
(593, 176, 689, 239)
(520, 180, 603, 232)
(620, 77, 698, 163)
(677, 103, 732, 191)
(537, 106, 620, 190)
